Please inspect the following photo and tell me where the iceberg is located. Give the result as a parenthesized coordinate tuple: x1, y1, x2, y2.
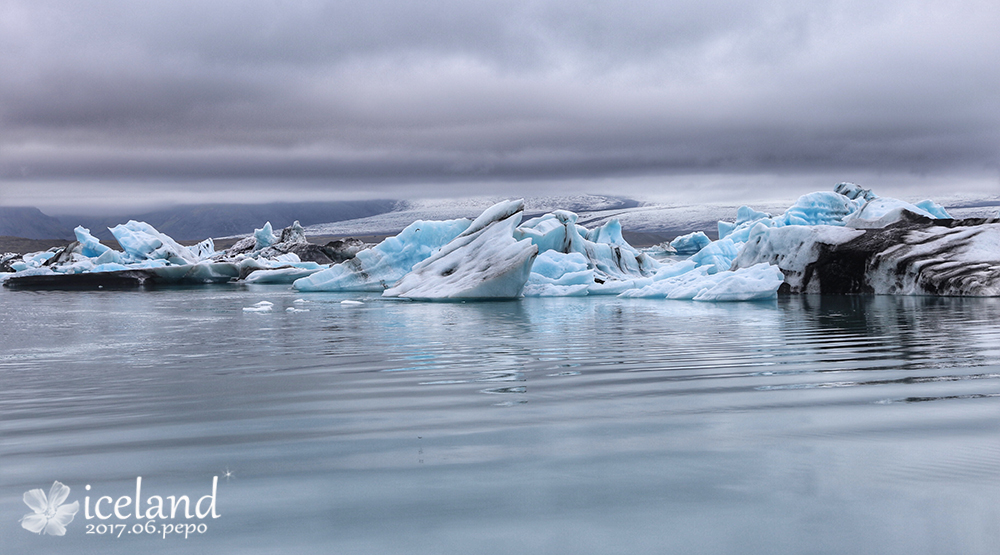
(243, 301, 273, 313)
(668, 231, 712, 254)
(2, 220, 239, 288)
(647, 181, 991, 299)
(110, 221, 214, 264)
(5, 181, 993, 299)
(734, 211, 1000, 296)
(688, 237, 742, 274)
(522, 251, 593, 297)
(383, 200, 538, 300)
(733, 224, 866, 293)
(254, 222, 277, 250)
(74, 226, 116, 259)
(844, 198, 950, 229)
(514, 210, 660, 295)
(716, 182, 949, 243)
(245, 266, 323, 284)
(293, 218, 472, 292)
(621, 263, 785, 301)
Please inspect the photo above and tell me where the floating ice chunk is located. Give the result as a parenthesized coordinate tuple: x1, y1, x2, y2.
(845, 198, 952, 229)
(913, 200, 950, 219)
(584, 217, 630, 245)
(866, 222, 1000, 296)
(293, 218, 472, 291)
(691, 263, 786, 301)
(688, 237, 741, 273)
(719, 206, 772, 239)
(293, 298, 309, 304)
(669, 231, 711, 254)
(525, 251, 593, 283)
(73, 226, 115, 258)
(651, 259, 699, 281)
(245, 267, 323, 284)
(734, 225, 865, 293)
(777, 192, 864, 227)
(24, 251, 56, 266)
(243, 300, 273, 312)
(621, 263, 784, 301)
(724, 217, 777, 244)
(383, 200, 538, 300)
(515, 210, 659, 293)
(622, 266, 712, 299)
(341, 300, 364, 305)
(109, 221, 208, 264)
(190, 238, 216, 259)
(522, 251, 594, 296)
(286, 307, 310, 312)
(91, 248, 122, 265)
(735, 205, 772, 225)
(834, 182, 878, 201)
(516, 211, 580, 253)
(643, 243, 677, 257)
(254, 222, 277, 250)
(735, 215, 1000, 296)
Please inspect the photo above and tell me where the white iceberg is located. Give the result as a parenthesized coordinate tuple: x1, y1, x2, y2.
(668, 231, 712, 254)
(688, 237, 742, 274)
(293, 218, 472, 292)
(522, 251, 593, 297)
(383, 200, 538, 300)
(243, 301, 273, 313)
(254, 222, 277, 250)
(621, 263, 785, 301)
(244, 266, 323, 284)
(73, 226, 119, 260)
(514, 209, 660, 295)
(110, 220, 215, 264)
(844, 198, 950, 229)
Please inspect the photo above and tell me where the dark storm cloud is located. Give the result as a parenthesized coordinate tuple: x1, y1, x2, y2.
(1, 0, 998, 206)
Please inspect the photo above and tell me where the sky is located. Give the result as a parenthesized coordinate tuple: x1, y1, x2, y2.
(1, 0, 998, 213)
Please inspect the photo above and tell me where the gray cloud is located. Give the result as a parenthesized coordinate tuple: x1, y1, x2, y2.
(1, 0, 998, 209)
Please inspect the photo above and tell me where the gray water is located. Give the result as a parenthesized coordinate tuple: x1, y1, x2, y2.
(2, 286, 1000, 554)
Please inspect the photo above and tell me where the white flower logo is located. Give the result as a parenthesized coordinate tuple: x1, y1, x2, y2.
(20, 481, 80, 536)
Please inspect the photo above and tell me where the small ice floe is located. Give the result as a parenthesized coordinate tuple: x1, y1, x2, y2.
(341, 300, 364, 305)
(286, 307, 310, 313)
(243, 301, 274, 313)
(292, 299, 310, 304)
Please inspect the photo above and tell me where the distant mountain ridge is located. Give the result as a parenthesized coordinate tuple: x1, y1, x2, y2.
(67, 200, 400, 241)
(0, 207, 74, 240)
(0, 200, 399, 241)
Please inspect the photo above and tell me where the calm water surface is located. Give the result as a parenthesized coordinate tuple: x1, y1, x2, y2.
(2, 286, 1000, 554)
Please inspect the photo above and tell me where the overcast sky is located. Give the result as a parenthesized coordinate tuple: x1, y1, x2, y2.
(1, 0, 998, 212)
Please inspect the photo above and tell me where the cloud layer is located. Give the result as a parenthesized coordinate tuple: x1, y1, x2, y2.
(2, 0, 998, 209)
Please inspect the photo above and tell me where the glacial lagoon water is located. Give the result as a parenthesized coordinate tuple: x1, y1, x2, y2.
(2, 286, 1000, 554)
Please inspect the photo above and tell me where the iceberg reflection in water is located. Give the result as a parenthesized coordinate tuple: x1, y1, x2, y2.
(2, 287, 1000, 554)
